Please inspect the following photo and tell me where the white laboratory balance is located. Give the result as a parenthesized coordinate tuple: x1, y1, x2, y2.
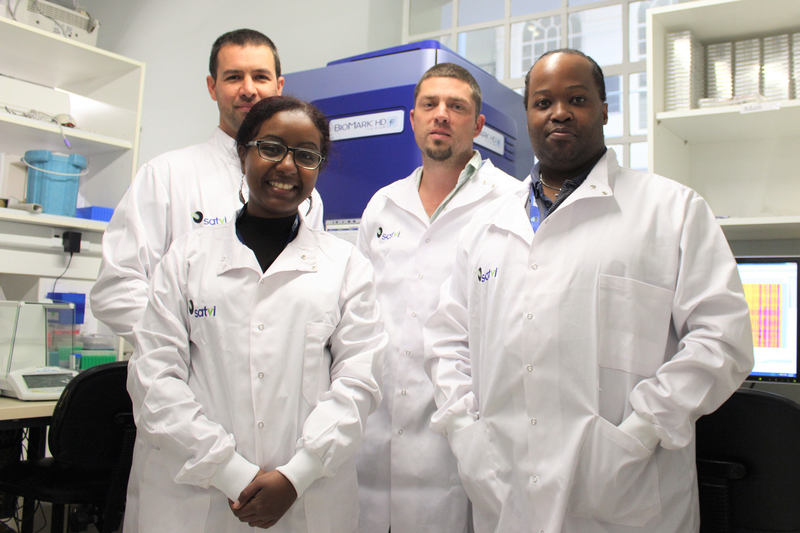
(0, 301, 78, 400)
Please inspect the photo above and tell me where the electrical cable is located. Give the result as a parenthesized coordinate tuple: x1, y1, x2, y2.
(4, 106, 75, 149)
(52, 252, 73, 293)
(74, 1, 98, 34)
(6, 0, 23, 19)
(19, 429, 27, 458)
(31, 0, 69, 40)
(32, 500, 46, 533)
(9, 499, 46, 533)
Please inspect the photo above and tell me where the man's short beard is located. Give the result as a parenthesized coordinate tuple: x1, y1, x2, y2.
(424, 145, 453, 162)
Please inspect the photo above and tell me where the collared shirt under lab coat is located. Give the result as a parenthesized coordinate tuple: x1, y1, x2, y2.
(424, 149, 754, 533)
(125, 210, 386, 533)
(90, 127, 324, 344)
(355, 157, 524, 533)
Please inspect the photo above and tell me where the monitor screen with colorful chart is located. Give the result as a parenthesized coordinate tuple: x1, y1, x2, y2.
(736, 258, 799, 383)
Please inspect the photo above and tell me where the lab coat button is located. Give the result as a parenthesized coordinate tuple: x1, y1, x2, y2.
(531, 264, 538, 270)
(398, 429, 403, 435)
(312, 265, 317, 270)
(590, 184, 596, 189)
(258, 324, 265, 330)
(301, 254, 306, 260)
(405, 350, 411, 356)
(418, 274, 423, 279)
(425, 238, 431, 243)
(531, 418, 537, 425)
(258, 372, 264, 379)
(527, 365, 533, 372)
(532, 475, 539, 483)
(221, 256, 227, 261)
(401, 389, 407, 395)
(258, 422, 264, 428)
(527, 313, 533, 320)
(602, 191, 608, 195)
(411, 312, 417, 317)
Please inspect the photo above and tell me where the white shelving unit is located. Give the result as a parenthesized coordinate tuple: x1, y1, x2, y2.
(0, 15, 145, 211)
(647, 0, 800, 242)
(0, 16, 144, 297)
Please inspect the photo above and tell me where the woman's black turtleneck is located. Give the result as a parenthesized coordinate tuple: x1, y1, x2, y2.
(236, 204, 297, 272)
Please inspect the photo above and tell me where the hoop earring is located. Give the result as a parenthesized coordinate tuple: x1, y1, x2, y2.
(305, 192, 313, 216)
(238, 175, 246, 204)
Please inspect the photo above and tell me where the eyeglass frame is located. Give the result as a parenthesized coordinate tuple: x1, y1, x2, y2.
(245, 140, 326, 170)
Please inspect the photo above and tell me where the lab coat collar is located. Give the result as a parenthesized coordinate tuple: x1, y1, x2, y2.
(215, 207, 319, 277)
(210, 127, 242, 169)
(440, 159, 504, 212)
(380, 177, 426, 223)
(535, 147, 618, 212)
(486, 179, 535, 245)
(487, 149, 620, 244)
(382, 158, 506, 223)
(548, 148, 617, 208)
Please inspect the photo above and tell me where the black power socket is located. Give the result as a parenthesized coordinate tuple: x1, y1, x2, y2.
(62, 231, 81, 253)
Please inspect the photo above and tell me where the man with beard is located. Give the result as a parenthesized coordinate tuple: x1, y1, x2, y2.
(91, 29, 323, 345)
(424, 49, 754, 533)
(355, 63, 523, 533)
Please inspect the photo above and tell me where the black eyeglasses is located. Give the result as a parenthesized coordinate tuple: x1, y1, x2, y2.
(246, 140, 325, 170)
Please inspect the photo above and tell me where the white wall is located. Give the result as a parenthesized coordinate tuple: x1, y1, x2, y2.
(78, 0, 403, 167)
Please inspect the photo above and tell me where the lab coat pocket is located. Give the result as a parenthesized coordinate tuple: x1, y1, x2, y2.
(568, 415, 661, 526)
(449, 419, 504, 521)
(598, 274, 674, 377)
(302, 322, 334, 407)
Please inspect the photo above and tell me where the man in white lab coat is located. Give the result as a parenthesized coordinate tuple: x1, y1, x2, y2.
(90, 29, 323, 345)
(424, 49, 755, 533)
(355, 63, 524, 533)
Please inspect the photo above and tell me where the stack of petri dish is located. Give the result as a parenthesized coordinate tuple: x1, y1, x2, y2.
(734, 38, 762, 98)
(666, 30, 705, 111)
(762, 34, 791, 101)
(706, 42, 733, 101)
(792, 33, 800, 99)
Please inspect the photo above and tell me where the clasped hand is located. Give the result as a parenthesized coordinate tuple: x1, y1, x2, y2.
(229, 469, 298, 529)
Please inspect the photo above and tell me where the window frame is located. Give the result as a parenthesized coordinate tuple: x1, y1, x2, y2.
(401, 0, 687, 169)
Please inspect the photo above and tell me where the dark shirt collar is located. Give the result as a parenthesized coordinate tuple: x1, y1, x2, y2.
(531, 147, 607, 214)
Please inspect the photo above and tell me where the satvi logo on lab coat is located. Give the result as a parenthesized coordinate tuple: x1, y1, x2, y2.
(376, 227, 401, 240)
(476, 267, 498, 283)
(188, 300, 216, 318)
(192, 211, 229, 226)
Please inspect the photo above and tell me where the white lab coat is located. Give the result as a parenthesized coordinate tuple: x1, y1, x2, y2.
(424, 150, 754, 533)
(125, 209, 386, 533)
(355, 158, 524, 533)
(90, 127, 324, 344)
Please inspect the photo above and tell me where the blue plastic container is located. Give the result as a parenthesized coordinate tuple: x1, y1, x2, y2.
(24, 150, 86, 217)
(46, 292, 85, 324)
(76, 206, 114, 222)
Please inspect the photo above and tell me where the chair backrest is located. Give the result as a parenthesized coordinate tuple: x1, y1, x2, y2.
(696, 388, 800, 533)
(47, 361, 132, 469)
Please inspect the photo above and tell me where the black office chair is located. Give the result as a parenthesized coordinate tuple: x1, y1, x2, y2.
(0, 361, 135, 533)
(696, 388, 800, 533)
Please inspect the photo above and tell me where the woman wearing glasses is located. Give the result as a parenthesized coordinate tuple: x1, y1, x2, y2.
(125, 96, 387, 533)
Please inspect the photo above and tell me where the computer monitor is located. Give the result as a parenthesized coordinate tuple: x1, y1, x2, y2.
(736, 258, 799, 384)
